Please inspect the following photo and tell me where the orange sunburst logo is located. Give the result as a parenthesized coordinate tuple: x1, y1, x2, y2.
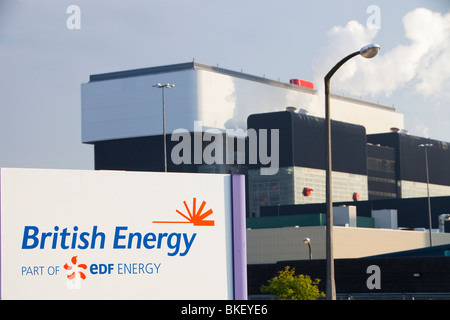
(153, 198, 214, 226)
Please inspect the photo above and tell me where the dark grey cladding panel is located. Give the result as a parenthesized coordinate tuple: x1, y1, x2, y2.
(89, 62, 196, 82)
(247, 111, 367, 175)
(368, 132, 450, 186)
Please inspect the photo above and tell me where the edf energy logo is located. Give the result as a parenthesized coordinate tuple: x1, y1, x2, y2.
(20, 198, 214, 290)
(64, 256, 87, 289)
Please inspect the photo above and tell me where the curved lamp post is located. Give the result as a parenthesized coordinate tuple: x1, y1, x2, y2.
(324, 44, 380, 300)
(153, 83, 175, 172)
(303, 238, 312, 260)
(439, 214, 450, 233)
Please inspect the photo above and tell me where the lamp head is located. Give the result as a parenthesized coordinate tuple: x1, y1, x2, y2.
(153, 83, 175, 88)
(303, 238, 311, 244)
(360, 44, 380, 59)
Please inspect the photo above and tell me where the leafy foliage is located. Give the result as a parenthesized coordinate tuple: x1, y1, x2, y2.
(260, 266, 325, 300)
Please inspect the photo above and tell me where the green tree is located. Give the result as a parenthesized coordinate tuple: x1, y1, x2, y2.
(260, 266, 325, 300)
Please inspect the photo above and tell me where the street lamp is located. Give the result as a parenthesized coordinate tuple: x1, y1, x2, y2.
(153, 83, 175, 172)
(418, 143, 433, 246)
(303, 238, 312, 260)
(439, 214, 450, 233)
(324, 43, 380, 300)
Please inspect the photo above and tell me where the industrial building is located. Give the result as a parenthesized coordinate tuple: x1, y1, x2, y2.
(81, 62, 450, 298)
(246, 110, 368, 217)
(81, 60, 450, 230)
(81, 61, 410, 209)
(81, 61, 404, 145)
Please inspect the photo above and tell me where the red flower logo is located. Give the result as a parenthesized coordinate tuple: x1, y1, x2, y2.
(64, 256, 87, 281)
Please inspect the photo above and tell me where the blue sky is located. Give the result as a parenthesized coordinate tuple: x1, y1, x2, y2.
(0, 0, 449, 169)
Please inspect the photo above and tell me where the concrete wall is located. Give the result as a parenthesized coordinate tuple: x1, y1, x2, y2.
(247, 167, 368, 217)
(247, 226, 450, 264)
(400, 180, 450, 198)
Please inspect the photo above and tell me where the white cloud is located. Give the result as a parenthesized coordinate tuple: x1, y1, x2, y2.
(313, 8, 450, 103)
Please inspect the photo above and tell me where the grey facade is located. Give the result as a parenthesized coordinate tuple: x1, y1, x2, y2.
(246, 110, 369, 216)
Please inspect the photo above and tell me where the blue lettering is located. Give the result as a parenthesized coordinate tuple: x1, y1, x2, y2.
(90, 263, 98, 274)
(181, 233, 197, 256)
(143, 232, 156, 249)
(21, 265, 44, 275)
(157, 233, 168, 248)
(40, 231, 53, 249)
(60, 228, 70, 249)
(91, 225, 105, 249)
(112, 229, 196, 256)
(113, 226, 127, 249)
(22, 226, 105, 250)
(52, 226, 59, 248)
(22, 226, 39, 249)
(78, 232, 90, 249)
(71, 226, 79, 249)
(167, 233, 181, 256)
(117, 262, 161, 274)
(128, 232, 142, 249)
(21, 225, 196, 255)
(90, 263, 114, 275)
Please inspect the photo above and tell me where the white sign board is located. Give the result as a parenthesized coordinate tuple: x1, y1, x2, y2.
(0, 168, 247, 300)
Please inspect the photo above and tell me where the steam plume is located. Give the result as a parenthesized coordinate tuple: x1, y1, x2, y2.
(313, 8, 450, 103)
